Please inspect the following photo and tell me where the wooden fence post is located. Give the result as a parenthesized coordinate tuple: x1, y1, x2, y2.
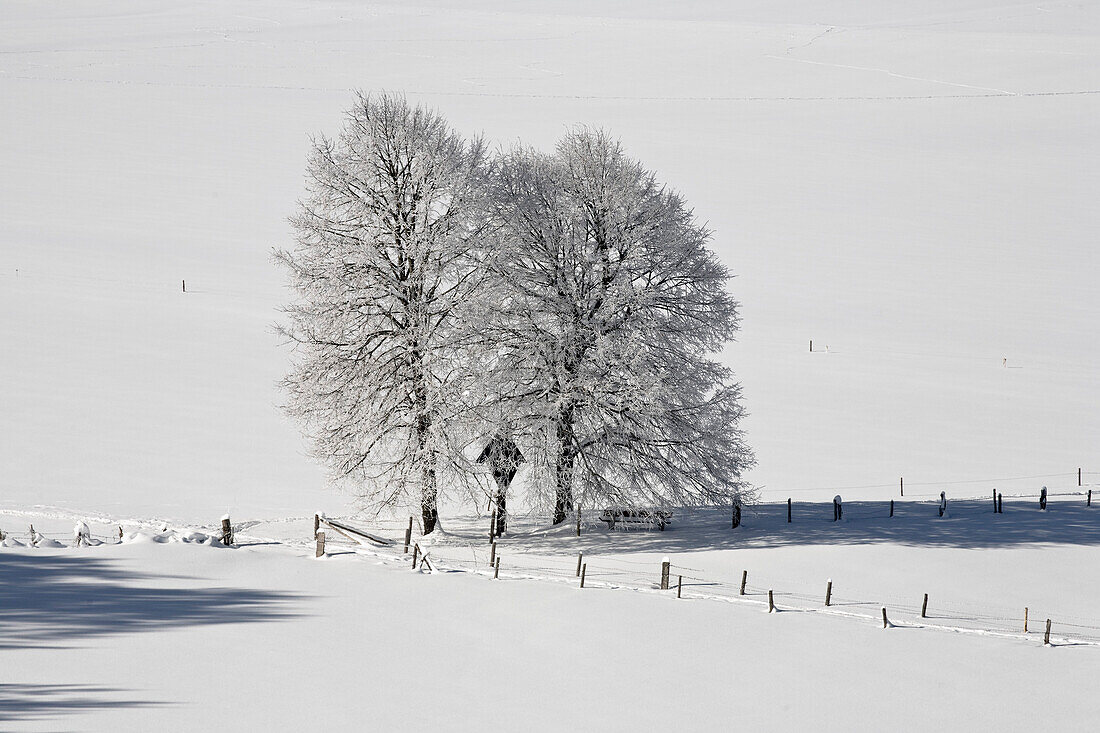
(221, 516, 233, 546)
(768, 590, 775, 613)
(404, 517, 413, 554)
(998, 493, 1003, 513)
(580, 563, 586, 588)
(1044, 619, 1052, 645)
(740, 570, 748, 596)
(1024, 607, 1029, 633)
(890, 499, 894, 518)
(825, 580, 832, 607)
(810, 339, 813, 352)
(1040, 486, 1047, 511)
(992, 490, 997, 513)
(677, 576, 683, 599)
(494, 557, 500, 580)
(576, 552, 583, 577)
(1079, 467, 1082, 486)
(882, 607, 889, 628)
(1089, 490, 1093, 507)
(660, 559, 671, 590)
(489, 541, 497, 567)
(412, 543, 419, 569)
(787, 498, 792, 523)
(900, 477, 904, 497)
(315, 530, 325, 558)
(922, 593, 929, 619)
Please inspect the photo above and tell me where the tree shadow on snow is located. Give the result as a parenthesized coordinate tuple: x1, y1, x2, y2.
(0, 684, 162, 723)
(505, 497, 1100, 554)
(0, 553, 302, 650)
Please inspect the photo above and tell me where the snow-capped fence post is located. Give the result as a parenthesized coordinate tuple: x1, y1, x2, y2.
(576, 553, 583, 577)
(825, 581, 832, 607)
(315, 530, 325, 558)
(890, 500, 894, 518)
(1039, 486, 1047, 510)
(493, 557, 500, 580)
(768, 590, 775, 613)
(922, 594, 929, 619)
(787, 498, 792, 523)
(1044, 619, 1052, 645)
(489, 541, 497, 567)
(580, 563, 587, 587)
(660, 559, 671, 590)
(677, 576, 683, 599)
(221, 515, 233, 546)
(740, 571, 748, 596)
(404, 517, 413, 554)
(882, 608, 889, 629)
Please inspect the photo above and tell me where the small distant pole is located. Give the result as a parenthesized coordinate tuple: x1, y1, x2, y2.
(900, 477, 904, 497)
(882, 607, 889, 629)
(404, 517, 413, 553)
(998, 493, 1003, 514)
(493, 557, 500, 580)
(825, 580, 832, 607)
(1089, 490, 1093, 507)
(740, 570, 748, 596)
(889, 500, 894, 518)
(993, 490, 997, 513)
(315, 530, 325, 558)
(182, 279, 186, 293)
(677, 576, 683, 599)
(768, 590, 775, 613)
(1079, 468, 1082, 487)
(412, 544, 419, 569)
(1024, 607, 1029, 633)
(1044, 619, 1052, 646)
(660, 559, 671, 590)
(809, 339, 813, 353)
(921, 593, 929, 619)
(576, 552, 583, 577)
(1040, 486, 1047, 511)
(787, 498, 792, 523)
(580, 563, 587, 588)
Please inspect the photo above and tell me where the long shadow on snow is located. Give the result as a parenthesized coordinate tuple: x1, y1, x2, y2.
(510, 498, 1100, 554)
(0, 553, 302, 649)
(0, 684, 162, 723)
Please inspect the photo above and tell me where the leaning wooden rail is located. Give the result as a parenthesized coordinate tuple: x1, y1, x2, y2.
(315, 514, 393, 547)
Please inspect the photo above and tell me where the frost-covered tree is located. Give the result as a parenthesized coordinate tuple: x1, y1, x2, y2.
(487, 129, 754, 524)
(275, 92, 489, 533)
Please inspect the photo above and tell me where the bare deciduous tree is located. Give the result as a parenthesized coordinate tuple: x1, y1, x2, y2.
(486, 129, 755, 524)
(275, 92, 488, 533)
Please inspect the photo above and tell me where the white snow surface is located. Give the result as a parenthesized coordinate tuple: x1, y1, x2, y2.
(3, 0, 1100, 728)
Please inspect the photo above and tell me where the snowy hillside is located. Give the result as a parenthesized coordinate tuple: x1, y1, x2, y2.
(2, 0, 1099, 728)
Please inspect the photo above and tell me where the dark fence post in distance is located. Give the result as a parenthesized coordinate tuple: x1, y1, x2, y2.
(890, 500, 894, 518)
(825, 580, 832, 607)
(922, 593, 929, 618)
(993, 490, 997, 513)
(576, 552, 583, 577)
(787, 498, 792, 523)
(1044, 619, 1052, 645)
(580, 563, 586, 588)
(494, 557, 500, 580)
(1040, 486, 1047, 511)
(660, 559, 671, 590)
(1089, 490, 1093, 507)
(882, 608, 889, 628)
(489, 510, 497, 542)
(489, 541, 497, 567)
(768, 590, 775, 613)
(740, 570, 748, 596)
(412, 543, 419, 569)
(900, 477, 904, 497)
(677, 576, 683, 599)
(404, 517, 413, 553)
(1079, 468, 1082, 486)
(221, 516, 233, 546)
(1024, 607, 1028, 633)
(998, 493, 1003, 513)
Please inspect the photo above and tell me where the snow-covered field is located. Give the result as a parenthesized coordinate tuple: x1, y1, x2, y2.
(3, 0, 1099, 728)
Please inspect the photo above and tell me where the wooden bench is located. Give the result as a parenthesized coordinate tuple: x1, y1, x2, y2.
(599, 508, 673, 531)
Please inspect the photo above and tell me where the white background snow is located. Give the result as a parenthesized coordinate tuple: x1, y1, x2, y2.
(2, 0, 1099, 729)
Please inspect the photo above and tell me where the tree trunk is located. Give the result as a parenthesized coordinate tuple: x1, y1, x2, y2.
(413, 383, 439, 534)
(552, 405, 577, 525)
(492, 479, 507, 536)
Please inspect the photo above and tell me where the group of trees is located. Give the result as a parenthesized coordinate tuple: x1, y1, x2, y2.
(276, 92, 754, 534)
